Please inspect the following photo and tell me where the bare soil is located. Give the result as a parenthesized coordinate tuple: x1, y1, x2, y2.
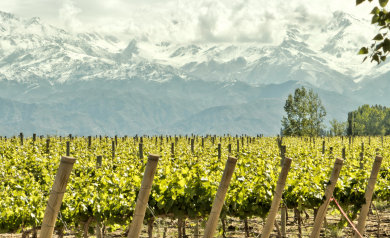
(1, 205, 389, 237)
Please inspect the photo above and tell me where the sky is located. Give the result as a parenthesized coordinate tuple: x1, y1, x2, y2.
(0, 0, 380, 45)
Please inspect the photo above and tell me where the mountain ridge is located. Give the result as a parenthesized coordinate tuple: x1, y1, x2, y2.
(0, 10, 387, 136)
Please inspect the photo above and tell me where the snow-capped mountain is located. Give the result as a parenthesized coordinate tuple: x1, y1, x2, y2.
(0, 10, 381, 89)
(0, 10, 387, 136)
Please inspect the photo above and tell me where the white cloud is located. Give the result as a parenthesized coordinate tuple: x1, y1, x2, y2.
(59, 0, 83, 33)
(0, 0, 382, 45)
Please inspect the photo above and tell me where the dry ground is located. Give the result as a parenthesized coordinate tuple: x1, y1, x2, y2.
(1, 203, 389, 238)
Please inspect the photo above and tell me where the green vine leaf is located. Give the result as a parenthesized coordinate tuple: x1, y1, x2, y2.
(379, 0, 389, 7)
(358, 47, 369, 54)
(356, 0, 366, 5)
(372, 15, 379, 24)
(383, 38, 390, 52)
(373, 33, 384, 41)
(371, 6, 380, 14)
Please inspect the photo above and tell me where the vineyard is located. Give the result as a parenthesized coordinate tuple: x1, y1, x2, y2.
(0, 134, 389, 237)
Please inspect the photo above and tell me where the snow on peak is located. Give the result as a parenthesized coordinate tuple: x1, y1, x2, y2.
(0, 10, 19, 21)
(122, 39, 139, 59)
(322, 11, 367, 33)
(0, 9, 385, 91)
(25, 17, 45, 26)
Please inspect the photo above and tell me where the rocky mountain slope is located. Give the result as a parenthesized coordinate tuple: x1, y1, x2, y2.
(0, 10, 387, 136)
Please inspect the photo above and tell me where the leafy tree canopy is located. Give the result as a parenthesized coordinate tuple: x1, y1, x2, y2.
(281, 87, 327, 136)
(329, 119, 348, 136)
(347, 104, 390, 135)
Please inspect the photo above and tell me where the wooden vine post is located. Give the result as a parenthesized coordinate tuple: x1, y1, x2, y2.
(280, 145, 286, 167)
(66, 141, 70, 156)
(96, 155, 102, 168)
(128, 154, 160, 238)
(310, 158, 344, 238)
(261, 157, 293, 238)
(194, 219, 200, 237)
(355, 155, 383, 238)
(95, 154, 104, 238)
(281, 206, 287, 237)
(112, 141, 115, 161)
(46, 139, 50, 153)
(39, 156, 77, 238)
(139, 143, 144, 163)
(203, 156, 238, 238)
(218, 143, 221, 160)
(279, 145, 287, 237)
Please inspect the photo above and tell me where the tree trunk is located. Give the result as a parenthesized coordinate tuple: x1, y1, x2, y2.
(83, 217, 94, 238)
(182, 218, 186, 237)
(304, 210, 310, 219)
(221, 218, 226, 238)
(148, 217, 155, 238)
(32, 228, 37, 238)
(274, 220, 282, 238)
(294, 208, 302, 238)
(371, 202, 381, 238)
(163, 227, 168, 238)
(313, 208, 318, 221)
(58, 227, 64, 238)
(244, 218, 250, 237)
(178, 218, 182, 238)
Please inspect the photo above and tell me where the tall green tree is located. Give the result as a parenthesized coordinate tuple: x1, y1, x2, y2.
(329, 119, 347, 136)
(281, 87, 327, 136)
(384, 108, 390, 134)
(357, 0, 390, 64)
(347, 104, 388, 135)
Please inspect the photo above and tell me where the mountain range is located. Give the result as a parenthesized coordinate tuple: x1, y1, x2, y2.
(0, 10, 388, 136)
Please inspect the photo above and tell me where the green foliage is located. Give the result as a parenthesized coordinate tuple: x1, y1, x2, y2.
(358, 47, 369, 54)
(373, 33, 384, 41)
(371, 6, 380, 14)
(329, 119, 348, 136)
(357, 0, 366, 5)
(347, 104, 390, 136)
(0, 135, 390, 233)
(379, 0, 389, 7)
(281, 87, 327, 136)
(357, 0, 390, 64)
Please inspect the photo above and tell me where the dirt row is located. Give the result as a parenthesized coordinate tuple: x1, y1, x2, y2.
(1, 205, 389, 237)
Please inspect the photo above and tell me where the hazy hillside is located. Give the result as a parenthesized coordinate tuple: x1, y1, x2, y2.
(0, 10, 386, 136)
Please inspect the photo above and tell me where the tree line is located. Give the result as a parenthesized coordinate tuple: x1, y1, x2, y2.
(347, 104, 390, 136)
(281, 87, 390, 136)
